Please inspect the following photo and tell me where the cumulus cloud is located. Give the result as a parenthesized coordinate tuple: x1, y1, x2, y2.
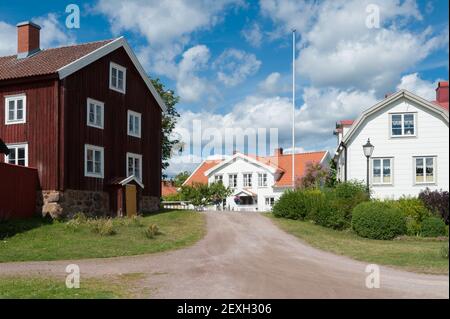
(0, 21, 16, 56)
(258, 72, 291, 94)
(396, 73, 439, 100)
(214, 49, 262, 86)
(241, 22, 263, 47)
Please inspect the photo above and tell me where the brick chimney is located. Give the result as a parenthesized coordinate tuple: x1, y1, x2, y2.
(16, 21, 41, 58)
(274, 148, 283, 156)
(436, 81, 449, 104)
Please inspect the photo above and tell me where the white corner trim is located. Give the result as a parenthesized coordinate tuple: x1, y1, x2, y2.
(319, 151, 330, 164)
(57, 37, 167, 112)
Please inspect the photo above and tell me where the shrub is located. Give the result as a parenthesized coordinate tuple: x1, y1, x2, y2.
(65, 219, 82, 232)
(389, 197, 431, 236)
(420, 217, 447, 237)
(419, 188, 449, 224)
(330, 181, 369, 226)
(352, 201, 407, 240)
(89, 218, 116, 236)
(272, 190, 309, 220)
(144, 224, 160, 239)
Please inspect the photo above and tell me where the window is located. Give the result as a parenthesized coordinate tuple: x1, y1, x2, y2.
(84, 144, 104, 178)
(414, 157, 436, 184)
(86, 98, 104, 129)
(127, 110, 141, 138)
(228, 174, 237, 188)
(214, 174, 223, 184)
(258, 173, 268, 187)
(5, 94, 26, 124)
(372, 158, 392, 185)
(390, 113, 416, 137)
(265, 197, 275, 208)
(126, 152, 142, 181)
(5, 143, 28, 166)
(243, 173, 252, 187)
(109, 62, 126, 93)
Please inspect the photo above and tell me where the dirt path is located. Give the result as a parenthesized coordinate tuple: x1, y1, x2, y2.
(0, 212, 448, 298)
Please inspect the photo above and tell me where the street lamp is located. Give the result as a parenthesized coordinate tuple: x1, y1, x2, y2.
(362, 139, 374, 195)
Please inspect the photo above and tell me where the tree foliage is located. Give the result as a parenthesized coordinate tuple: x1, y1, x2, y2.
(150, 77, 180, 178)
(180, 182, 232, 208)
(173, 171, 191, 187)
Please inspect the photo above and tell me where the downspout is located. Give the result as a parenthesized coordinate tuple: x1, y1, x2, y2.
(342, 143, 347, 182)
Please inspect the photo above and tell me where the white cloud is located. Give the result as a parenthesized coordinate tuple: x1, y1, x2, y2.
(0, 21, 16, 56)
(214, 49, 262, 86)
(396, 73, 439, 100)
(241, 22, 263, 47)
(258, 72, 291, 94)
(175, 45, 212, 103)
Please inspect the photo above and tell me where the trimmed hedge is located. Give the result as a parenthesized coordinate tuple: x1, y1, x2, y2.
(421, 217, 447, 237)
(272, 190, 309, 220)
(388, 197, 432, 236)
(352, 201, 407, 240)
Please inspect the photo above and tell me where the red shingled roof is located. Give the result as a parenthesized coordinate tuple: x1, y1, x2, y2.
(184, 151, 328, 188)
(0, 40, 113, 81)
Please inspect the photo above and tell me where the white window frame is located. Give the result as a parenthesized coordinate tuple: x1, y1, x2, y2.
(371, 157, 393, 185)
(243, 173, 253, 187)
(228, 174, 238, 188)
(265, 197, 275, 208)
(389, 113, 417, 138)
(126, 152, 143, 182)
(109, 62, 127, 94)
(127, 110, 142, 138)
(4, 143, 28, 166)
(5, 94, 26, 125)
(214, 174, 223, 183)
(86, 98, 104, 129)
(84, 144, 104, 178)
(413, 156, 437, 185)
(258, 173, 268, 187)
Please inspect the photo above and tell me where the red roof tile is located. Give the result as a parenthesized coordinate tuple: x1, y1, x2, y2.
(0, 40, 113, 81)
(183, 159, 224, 186)
(161, 181, 178, 197)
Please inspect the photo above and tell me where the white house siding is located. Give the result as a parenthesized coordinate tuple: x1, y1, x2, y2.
(344, 97, 449, 199)
(207, 157, 283, 211)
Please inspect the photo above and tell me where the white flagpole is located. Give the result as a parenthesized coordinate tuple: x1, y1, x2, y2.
(292, 29, 296, 188)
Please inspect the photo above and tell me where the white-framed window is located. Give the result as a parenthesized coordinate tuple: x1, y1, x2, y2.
(86, 98, 104, 129)
(109, 62, 126, 93)
(84, 144, 104, 178)
(372, 158, 393, 185)
(5, 94, 26, 124)
(126, 152, 142, 181)
(127, 110, 141, 138)
(4, 143, 28, 166)
(228, 174, 237, 188)
(243, 173, 253, 187)
(265, 197, 275, 208)
(214, 174, 223, 184)
(258, 173, 268, 187)
(414, 156, 436, 184)
(390, 113, 416, 137)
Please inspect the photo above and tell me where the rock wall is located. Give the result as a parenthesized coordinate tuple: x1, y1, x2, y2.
(141, 195, 160, 212)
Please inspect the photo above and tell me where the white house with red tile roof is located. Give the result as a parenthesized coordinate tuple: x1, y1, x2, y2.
(334, 81, 449, 199)
(184, 149, 330, 211)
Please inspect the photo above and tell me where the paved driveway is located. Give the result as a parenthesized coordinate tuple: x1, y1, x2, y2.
(0, 212, 448, 298)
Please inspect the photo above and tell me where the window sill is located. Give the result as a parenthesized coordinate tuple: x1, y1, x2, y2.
(5, 120, 26, 125)
(109, 86, 126, 94)
(87, 123, 104, 130)
(128, 133, 141, 138)
(85, 173, 104, 179)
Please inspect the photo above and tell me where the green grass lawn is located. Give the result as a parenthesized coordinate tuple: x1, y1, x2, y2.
(0, 210, 205, 263)
(0, 273, 146, 299)
(266, 213, 449, 274)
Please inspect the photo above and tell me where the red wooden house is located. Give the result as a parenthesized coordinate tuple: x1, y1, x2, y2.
(0, 21, 166, 217)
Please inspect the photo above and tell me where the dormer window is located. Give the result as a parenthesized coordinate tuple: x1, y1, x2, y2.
(390, 113, 416, 137)
(109, 62, 126, 93)
(5, 94, 26, 124)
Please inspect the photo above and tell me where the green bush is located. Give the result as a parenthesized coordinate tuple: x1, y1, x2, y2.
(421, 217, 447, 237)
(88, 219, 116, 236)
(352, 201, 407, 240)
(272, 190, 309, 220)
(388, 197, 431, 236)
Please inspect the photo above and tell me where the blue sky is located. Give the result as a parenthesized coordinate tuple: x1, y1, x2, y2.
(0, 0, 448, 175)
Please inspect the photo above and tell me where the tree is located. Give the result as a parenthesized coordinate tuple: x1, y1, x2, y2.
(326, 159, 338, 188)
(180, 182, 232, 209)
(150, 77, 180, 178)
(173, 171, 191, 187)
(296, 162, 330, 189)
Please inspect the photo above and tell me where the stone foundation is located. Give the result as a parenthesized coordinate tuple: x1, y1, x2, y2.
(140, 196, 160, 212)
(37, 190, 109, 219)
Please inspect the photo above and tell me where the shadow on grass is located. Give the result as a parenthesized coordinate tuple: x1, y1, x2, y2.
(0, 215, 53, 240)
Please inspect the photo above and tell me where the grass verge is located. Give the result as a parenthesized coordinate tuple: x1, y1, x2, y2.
(266, 213, 449, 274)
(0, 210, 205, 263)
